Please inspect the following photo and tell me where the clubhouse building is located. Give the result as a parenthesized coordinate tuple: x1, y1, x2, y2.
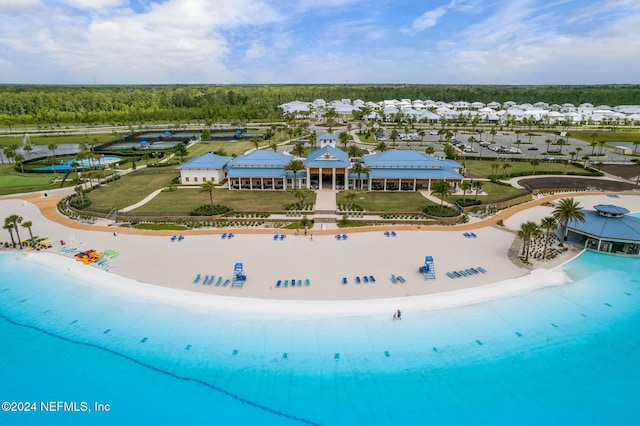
(177, 146, 464, 192)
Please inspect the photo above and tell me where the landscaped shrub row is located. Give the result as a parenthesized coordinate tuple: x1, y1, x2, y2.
(423, 205, 459, 217)
(190, 204, 232, 216)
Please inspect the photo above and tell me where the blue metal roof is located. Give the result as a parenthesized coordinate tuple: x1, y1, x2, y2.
(369, 168, 463, 179)
(227, 168, 287, 178)
(569, 210, 640, 241)
(305, 145, 350, 168)
(318, 133, 338, 140)
(229, 150, 291, 168)
(364, 149, 445, 168)
(594, 204, 630, 215)
(176, 153, 232, 170)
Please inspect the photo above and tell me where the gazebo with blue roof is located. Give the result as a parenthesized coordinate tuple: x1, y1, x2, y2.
(566, 204, 640, 256)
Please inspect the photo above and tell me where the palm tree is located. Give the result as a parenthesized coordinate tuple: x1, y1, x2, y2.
(597, 140, 606, 156)
(502, 163, 511, 179)
(460, 181, 471, 203)
(540, 216, 557, 259)
(142, 153, 150, 167)
(389, 129, 399, 148)
(472, 181, 482, 199)
(250, 137, 262, 151)
(48, 142, 58, 158)
(3, 221, 16, 247)
(518, 220, 542, 261)
(633, 141, 639, 155)
(552, 197, 586, 247)
(269, 142, 278, 152)
(376, 141, 388, 152)
(491, 163, 500, 180)
(6, 215, 23, 249)
(284, 159, 305, 189)
(200, 181, 216, 214)
(21, 220, 34, 240)
(561, 159, 569, 174)
(74, 185, 84, 204)
(349, 162, 369, 190)
(343, 190, 357, 210)
(291, 188, 310, 209)
(431, 180, 451, 206)
(339, 131, 349, 150)
(545, 139, 553, 153)
(530, 158, 540, 175)
(14, 153, 25, 172)
(634, 161, 640, 188)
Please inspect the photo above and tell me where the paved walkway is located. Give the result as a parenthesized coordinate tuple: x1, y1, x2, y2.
(314, 189, 337, 211)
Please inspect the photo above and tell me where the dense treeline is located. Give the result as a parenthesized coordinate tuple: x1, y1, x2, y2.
(1, 84, 639, 127)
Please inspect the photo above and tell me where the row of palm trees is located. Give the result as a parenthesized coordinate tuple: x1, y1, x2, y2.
(518, 198, 586, 261)
(3, 215, 35, 249)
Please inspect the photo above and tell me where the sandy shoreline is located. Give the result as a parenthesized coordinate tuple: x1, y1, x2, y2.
(2, 191, 639, 311)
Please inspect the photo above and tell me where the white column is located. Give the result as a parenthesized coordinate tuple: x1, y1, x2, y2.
(319, 167, 323, 190)
(332, 168, 336, 190)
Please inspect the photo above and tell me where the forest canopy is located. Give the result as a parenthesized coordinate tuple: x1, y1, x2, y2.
(1, 84, 639, 126)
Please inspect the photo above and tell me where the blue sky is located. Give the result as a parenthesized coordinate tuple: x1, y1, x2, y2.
(1, 0, 639, 85)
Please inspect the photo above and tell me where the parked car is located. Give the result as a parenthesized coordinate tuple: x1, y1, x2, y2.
(527, 146, 539, 150)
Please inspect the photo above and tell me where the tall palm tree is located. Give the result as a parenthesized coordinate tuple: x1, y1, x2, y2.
(3, 221, 16, 247)
(540, 216, 557, 259)
(431, 180, 451, 206)
(200, 181, 216, 214)
(6, 215, 23, 249)
(552, 197, 586, 247)
(74, 185, 85, 204)
(250, 137, 262, 151)
(491, 163, 500, 180)
(284, 159, 305, 189)
(460, 181, 471, 203)
(530, 158, 540, 175)
(518, 220, 542, 261)
(376, 141, 388, 152)
(48, 142, 58, 158)
(502, 163, 511, 178)
(21, 220, 34, 240)
(349, 162, 369, 190)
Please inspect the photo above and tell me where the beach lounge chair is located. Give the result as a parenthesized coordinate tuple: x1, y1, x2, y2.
(369, 275, 376, 283)
(273, 234, 279, 240)
(446, 272, 456, 279)
(397, 276, 406, 283)
(221, 233, 227, 239)
(193, 274, 201, 284)
(342, 234, 347, 239)
(305, 279, 310, 286)
(228, 233, 234, 239)
(452, 271, 462, 277)
(459, 270, 469, 277)
(477, 267, 487, 273)
(336, 234, 341, 240)
(223, 279, 230, 286)
(216, 276, 223, 286)
(297, 280, 302, 286)
(391, 274, 397, 283)
(276, 280, 282, 287)
(356, 276, 361, 283)
(384, 231, 390, 237)
(463, 232, 471, 238)
(178, 235, 184, 241)
(391, 231, 397, 237)
(171, 235, 177, 242)
(201, 275, 209, 285)
(470, 232, 477, 238)
(363, 276, 369, 283)
(284, 280, 289, 287)
(342, 277, 347, 284)
(280, 234, 286, 240)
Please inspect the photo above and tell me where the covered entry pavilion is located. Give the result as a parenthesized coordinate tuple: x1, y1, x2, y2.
(305, 146, 350, 190)
(566, 204, 640, 256)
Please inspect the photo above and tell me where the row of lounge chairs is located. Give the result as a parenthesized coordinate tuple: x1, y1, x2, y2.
(58, 246, 79, 254)
(273, 234, 287, 240)
(463, 232, 477, 238)
(193, 274, 230, 286)
(390, 274, 406, 283)
(384, 231, 397, 237)
(335, 234, 348, 240)
(446, 267, 486, 279)
(342, 275, 376, 284)
(170, 235, 184, 242)
(221, 233, 235, 239)
(276, 279, 310, 287)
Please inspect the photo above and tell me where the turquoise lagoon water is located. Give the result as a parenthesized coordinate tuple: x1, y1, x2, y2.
(1, 250, 639, 425)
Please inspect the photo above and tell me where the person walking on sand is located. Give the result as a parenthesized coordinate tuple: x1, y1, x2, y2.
(393, 312, 397, 321)
(397, 309, 402, 320)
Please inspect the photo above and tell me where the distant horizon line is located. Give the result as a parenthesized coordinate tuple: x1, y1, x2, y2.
(1, 83, 639, 88)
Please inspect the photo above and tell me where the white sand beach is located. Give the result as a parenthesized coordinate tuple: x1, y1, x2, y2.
(2, 192, 639, 313)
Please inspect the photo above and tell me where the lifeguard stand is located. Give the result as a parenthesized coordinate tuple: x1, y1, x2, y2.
(419, 256, 436, 280)
(232, 262, 247, 288)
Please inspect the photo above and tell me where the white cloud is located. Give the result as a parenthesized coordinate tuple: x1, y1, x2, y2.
(402, 0, 458, 34)
(58, 0, 126, 11)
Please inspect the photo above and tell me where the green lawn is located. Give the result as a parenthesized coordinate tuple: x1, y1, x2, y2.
(131, 188, 313, 214)
(86, 168, 179, 212)
(447, 181, 528, 204)
(336, 191, 434, 213)
(185, 140, 271, 160)
(0, 133, 114, 148)
(463, 159, 585, 179)
(0, 164, 60, 195)
(569, 130, 640, 144)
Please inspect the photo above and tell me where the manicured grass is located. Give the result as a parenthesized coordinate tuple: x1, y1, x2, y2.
(86, 168, 179, 212)
(447, 181, 528, 204)
(131, 188, 314, 214)
(336, 191, 434, 213)
(0, 133, 114, 148)
(569, 130, 640, 144)
(0, 170, 54, 188)
(185, 140, 269, 160)
(463, 159, 585, 179)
